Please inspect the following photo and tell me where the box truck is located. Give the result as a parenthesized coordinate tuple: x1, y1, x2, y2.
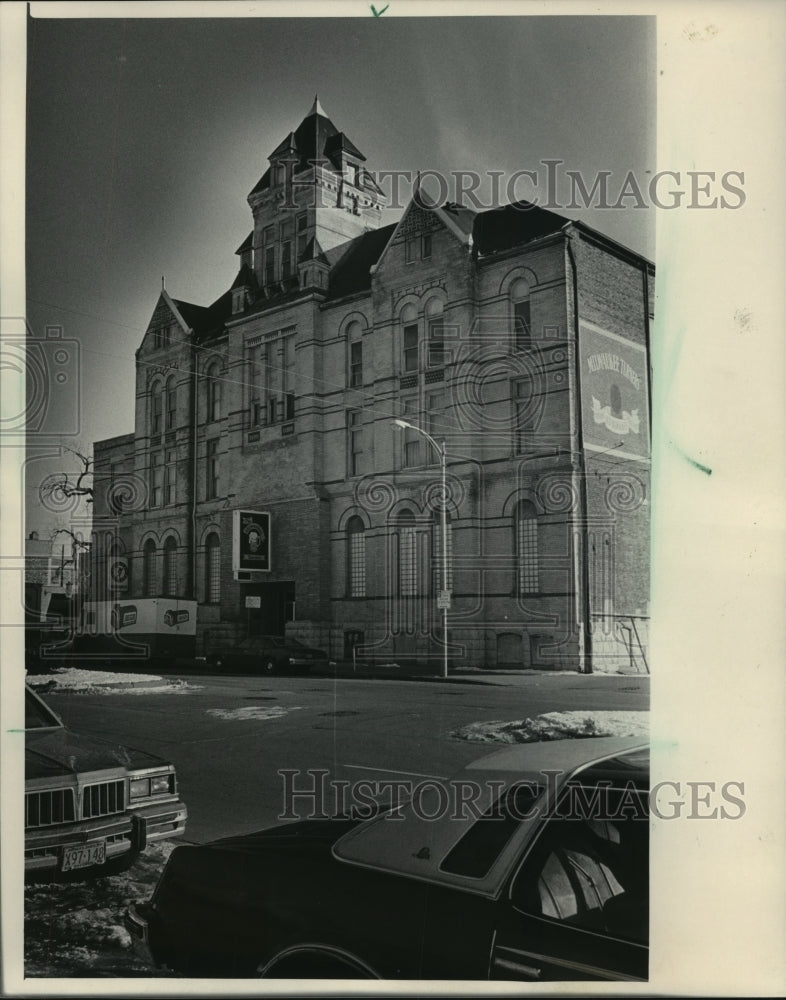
(76, 598, 197, 664)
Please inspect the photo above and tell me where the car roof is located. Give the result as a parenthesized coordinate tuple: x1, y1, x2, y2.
(333, 736, 648, 899)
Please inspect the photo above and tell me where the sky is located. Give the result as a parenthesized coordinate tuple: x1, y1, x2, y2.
(22, 11, 655, 532)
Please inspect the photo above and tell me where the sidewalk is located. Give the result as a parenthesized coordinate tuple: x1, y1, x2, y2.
(312, 659, 650, 686)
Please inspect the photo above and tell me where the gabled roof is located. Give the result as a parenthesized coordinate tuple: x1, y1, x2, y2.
(230, 262, 258, 291)
(298, 235, 329, 266)
(371, 192, 476, 275)
(324, 131, 366, 164)
(327, 223, 397, 300)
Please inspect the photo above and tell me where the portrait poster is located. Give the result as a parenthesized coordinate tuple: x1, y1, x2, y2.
(0, 1, 784, 998)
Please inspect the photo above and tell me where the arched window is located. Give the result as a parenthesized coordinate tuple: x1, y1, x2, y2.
(346, 517, 366, 598)
(432, 511, 453, 594)
(511, 278, 532, 352)
(165, 376, 177, 430)
(143, 539, 157, 597)
(206, 363, 221, 423)
(151, 382, 163, 435)
(204, 533, 221, 604)
(397, 509, 418, 596)
(401, 303, 419, 373)
(515, 500, 539, 595)
(163, 537, 178, 597)
(347, 321, 363, 387)
(425, 298, 445, 367)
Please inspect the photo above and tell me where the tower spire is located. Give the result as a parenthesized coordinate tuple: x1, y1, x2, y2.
(308, 93, 326, 117)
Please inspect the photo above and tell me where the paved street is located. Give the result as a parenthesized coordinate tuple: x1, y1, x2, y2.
(45, 671, 649, 843)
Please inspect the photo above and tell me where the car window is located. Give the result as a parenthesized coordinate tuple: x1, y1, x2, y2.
(239, 637, 272, 650)
(510, 786, 648, 944)
(440, 782, 543, 879)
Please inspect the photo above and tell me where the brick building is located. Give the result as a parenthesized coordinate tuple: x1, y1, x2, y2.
(91, 97, 653, 672)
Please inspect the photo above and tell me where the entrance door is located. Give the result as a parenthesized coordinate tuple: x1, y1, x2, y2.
(243, 582, 295, 636)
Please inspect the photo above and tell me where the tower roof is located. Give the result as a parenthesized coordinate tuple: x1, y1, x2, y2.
(266, 98, 367, 172)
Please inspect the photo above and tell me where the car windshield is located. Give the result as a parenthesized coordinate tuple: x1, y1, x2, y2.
(25, 687, 63, 729)
(237, 636, 285, 650)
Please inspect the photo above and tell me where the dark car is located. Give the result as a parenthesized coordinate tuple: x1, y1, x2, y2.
(126, 736, 649, 981)
(25, 684, 187, 881)
(207, 634, 330, 675)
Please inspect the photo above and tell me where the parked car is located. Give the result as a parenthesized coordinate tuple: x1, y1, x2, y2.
(126, 736, 649, 980)
(25, 683, 187, 881)
(207, 634, 330, 675)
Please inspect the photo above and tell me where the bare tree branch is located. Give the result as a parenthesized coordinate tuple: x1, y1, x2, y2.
(40, 447, 95, 504)
(50, 528, 92, 551)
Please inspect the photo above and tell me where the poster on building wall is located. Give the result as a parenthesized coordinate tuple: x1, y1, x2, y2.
(579, 322, 650, 460)
(107, 556, 129, 593)
(233, 509, 271, 572)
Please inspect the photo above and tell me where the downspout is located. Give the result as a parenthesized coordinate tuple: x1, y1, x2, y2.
(565, 229, 593, 674)
(188, 335, 198, 599)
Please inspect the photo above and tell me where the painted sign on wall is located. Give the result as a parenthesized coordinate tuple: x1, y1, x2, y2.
(579, 322, 649, 459)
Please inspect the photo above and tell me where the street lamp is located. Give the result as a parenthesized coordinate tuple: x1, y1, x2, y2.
(392, 419, 449, 680)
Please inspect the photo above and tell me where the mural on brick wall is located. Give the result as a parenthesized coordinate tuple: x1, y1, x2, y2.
(579, 322, 649, 459)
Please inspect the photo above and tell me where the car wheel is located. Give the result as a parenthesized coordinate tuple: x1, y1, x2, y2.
(264, 660, 276, 675)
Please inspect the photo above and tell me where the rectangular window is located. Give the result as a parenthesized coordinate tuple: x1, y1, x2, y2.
(514, 300, 532, 351)
(285, 392, 295, 421)
(164, 545, 177, 597)
(422, 233, 432, 259)
(280, 220, 294, 279)
(281, 241, 292, 279)
(428, 319, 444, 367)
(205, 439, 219, 500)
(264, 247, 275, 286)
(251, 400, 263, 426)
(517, 516, 539, 594)
(166, 386, 176, 430)
(152, 392, 163, 435)
(402, 399, 419, 468)
(164, 448, 177, 506)
(403, 325, 419, 372)
(426, 390, 445, 447)
(150, 452, 163, 508)
(514, 379, 536, 453)
(348, 410, 364, 476)
(350, 340, 363, 387)
(349, 532, 366, 598)
(268, 395, 279, 424)
(405, 237, 417, 263)
(296, 214, 308, 260)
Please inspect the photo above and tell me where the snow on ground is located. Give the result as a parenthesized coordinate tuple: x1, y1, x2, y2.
(27, 667, 200, 695)
(207, 705, 303, 721)
(24, 841, 179, 977)
(451, 710, 649, 744)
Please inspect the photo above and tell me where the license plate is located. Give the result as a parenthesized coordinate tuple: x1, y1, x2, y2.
(61, 841, 106, 872)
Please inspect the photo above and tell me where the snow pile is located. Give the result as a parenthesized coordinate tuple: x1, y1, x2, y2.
(27, 667, 200, 695)
(451, 710, 649, 744)
(207, 705, 302, 721)
(24, 841, 178, 977)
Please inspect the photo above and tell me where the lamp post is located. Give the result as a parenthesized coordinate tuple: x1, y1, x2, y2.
(392, 419, 449, 680)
